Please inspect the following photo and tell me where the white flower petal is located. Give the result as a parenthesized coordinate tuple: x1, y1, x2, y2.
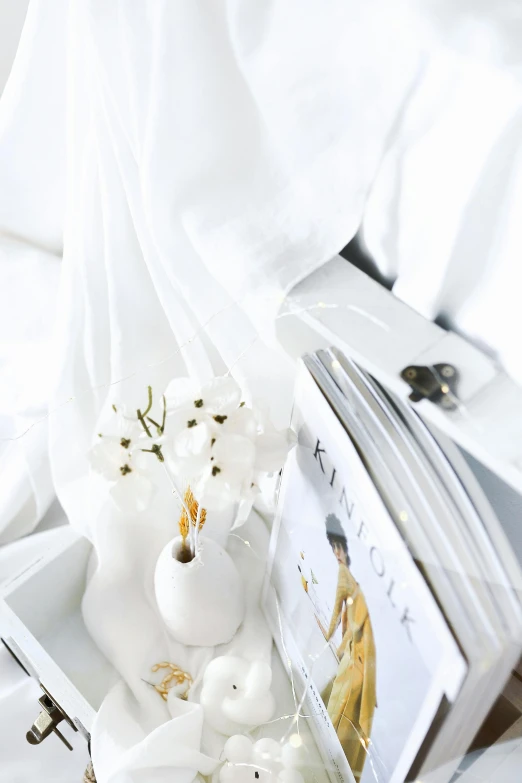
(110, 472, 155, 513)
(223, 407, 257, 439)
(115, 407, 142, 438)
(166, 436, 210, 477)
(173, 421, 212, 459)
(212, 433, 255, 472)
(88, 439, 126, 481)
(131, 448, 156, 473)
(164, 377, 198, 411)
(201, 376, 242, 415)
(166, 407, 205, 436)
(197, 472, 242, 511)
(167, 451, 209, 479)
(166, 421, 213, 477)
(136, 430, 166, 450)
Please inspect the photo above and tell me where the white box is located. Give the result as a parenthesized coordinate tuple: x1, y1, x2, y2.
(277, 256, 522, 495)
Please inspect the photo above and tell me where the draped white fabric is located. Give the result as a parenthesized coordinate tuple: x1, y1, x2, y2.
(1, 1, 522, 782)
(49, 0, 425, 542)
(362, 1, 522, 384)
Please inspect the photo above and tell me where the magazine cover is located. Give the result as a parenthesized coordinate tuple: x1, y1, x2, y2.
(264, 363, 467, 783)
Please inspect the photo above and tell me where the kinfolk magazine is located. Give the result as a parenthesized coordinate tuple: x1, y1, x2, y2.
(263, 361, 466, 783)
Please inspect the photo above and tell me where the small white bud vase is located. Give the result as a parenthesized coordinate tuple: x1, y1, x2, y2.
(154, 535, 245, 647)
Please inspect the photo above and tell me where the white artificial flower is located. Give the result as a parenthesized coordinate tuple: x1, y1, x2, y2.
(210, 409, 291, 513)
(197, 375, 243, 417)
(164, 375, 243, 475)
(89, 437, 155, 512)
(89, 406, 142, 480)
(196, 433, 256, 511)
(88, 407, 155, 513)
(163, 377, 201, 412)
(161, 373, 295, 513)
(167, 420, 213, 476)
(164, 375, 241, 420)
(221, 406, 257, 439)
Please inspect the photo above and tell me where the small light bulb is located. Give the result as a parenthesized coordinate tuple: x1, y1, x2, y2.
(289, 734, 303, 748)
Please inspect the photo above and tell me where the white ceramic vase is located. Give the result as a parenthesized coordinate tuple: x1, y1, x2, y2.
(154, 535, 245, 647)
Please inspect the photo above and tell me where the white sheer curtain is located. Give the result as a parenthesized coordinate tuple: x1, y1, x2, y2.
(4, 1, 520, 543)
(47, 0, 425, 538)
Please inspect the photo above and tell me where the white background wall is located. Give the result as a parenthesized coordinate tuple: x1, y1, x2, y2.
(0, 0, 29, 94)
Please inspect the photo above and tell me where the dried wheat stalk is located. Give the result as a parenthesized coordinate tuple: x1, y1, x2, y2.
(83, 762, 96, 783)
(178, 486, 207, 544)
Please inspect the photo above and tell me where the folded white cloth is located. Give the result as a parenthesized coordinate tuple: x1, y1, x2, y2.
(93, 685, 218, 783)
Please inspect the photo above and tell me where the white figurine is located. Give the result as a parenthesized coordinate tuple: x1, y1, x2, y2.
(201, 656, 276, 736)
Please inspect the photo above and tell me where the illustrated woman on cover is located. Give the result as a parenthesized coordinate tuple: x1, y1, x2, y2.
(316, 513, 377, 783)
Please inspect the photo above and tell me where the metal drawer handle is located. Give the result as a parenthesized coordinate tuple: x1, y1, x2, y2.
(26, 686, 77, 751)
(401, 363, 459, 411)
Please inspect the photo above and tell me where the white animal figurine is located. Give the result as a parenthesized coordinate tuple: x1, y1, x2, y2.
(201, 656, 276, 736)
(219, 735, 305, 783)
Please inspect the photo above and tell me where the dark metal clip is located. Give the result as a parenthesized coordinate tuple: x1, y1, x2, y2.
(400, 363, 459, 411)
(26, 687, 76, 751)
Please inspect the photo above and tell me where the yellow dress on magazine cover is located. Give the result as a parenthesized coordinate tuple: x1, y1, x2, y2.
(318, 514, 377, 783)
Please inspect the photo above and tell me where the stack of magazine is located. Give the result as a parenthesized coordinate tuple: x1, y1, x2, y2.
(263, 348, 522, 783)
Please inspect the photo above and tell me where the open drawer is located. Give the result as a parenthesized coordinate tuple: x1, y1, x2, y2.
(0, 526, 328, 778)
(0, 526, 119, 742)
